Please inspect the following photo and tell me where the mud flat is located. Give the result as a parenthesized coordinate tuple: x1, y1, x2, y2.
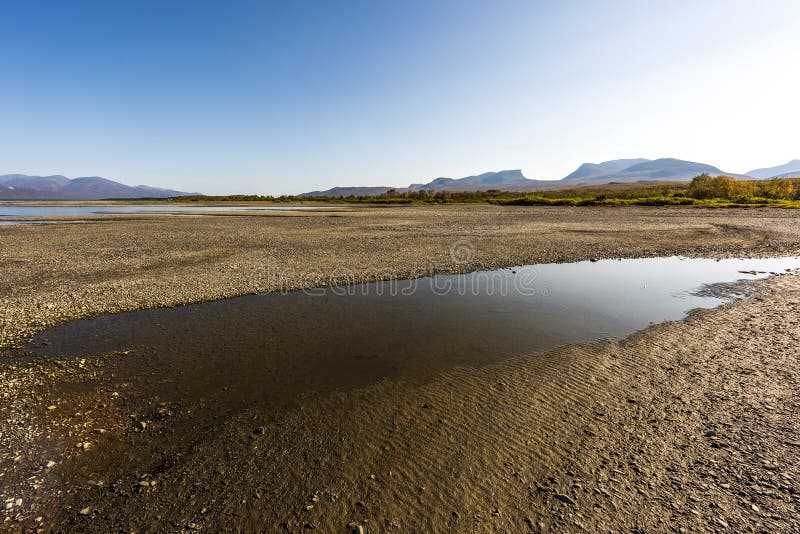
(2, 205, 800, 531)
(4, 204, 800, 349)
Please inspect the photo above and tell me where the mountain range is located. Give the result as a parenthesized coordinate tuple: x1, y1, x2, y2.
(4, 158, 800, 200)
(0, 174, 196, 200)
(303, 157, 788, 197)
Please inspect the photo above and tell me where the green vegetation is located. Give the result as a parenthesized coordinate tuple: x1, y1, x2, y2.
(495, 176, 800, 207)
(172, 175, 800, 208)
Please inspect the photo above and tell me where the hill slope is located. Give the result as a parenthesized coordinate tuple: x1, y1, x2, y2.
(746, 160, 800, 179)
(408, 169, 537, 191)
(0, 174, 197, 200)
(562, 159, 650, 181)
(562, 158, 733, 184)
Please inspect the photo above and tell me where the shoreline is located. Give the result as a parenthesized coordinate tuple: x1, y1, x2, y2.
(1, 272, 798, 531)
(3, 204, 800, 349)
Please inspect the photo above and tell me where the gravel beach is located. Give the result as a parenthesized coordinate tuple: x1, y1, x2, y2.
(2, 204, 800, 532)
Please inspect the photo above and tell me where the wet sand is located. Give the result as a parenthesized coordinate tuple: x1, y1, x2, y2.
(2, 205, 800, 531)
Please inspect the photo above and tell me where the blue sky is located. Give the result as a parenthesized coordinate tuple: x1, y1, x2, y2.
(1, 0, 799, 195)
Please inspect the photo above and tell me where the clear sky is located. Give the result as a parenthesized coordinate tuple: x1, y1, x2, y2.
(1, 0, 799, 195)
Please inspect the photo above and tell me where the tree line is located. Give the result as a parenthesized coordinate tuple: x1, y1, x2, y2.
(170, 175, 800, 206)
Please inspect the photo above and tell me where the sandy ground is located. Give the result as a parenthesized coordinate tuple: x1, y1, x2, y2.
(1, 204, 800, 532)
(3, 204, 800, 349)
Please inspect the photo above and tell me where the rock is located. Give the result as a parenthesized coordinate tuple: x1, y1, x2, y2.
(79, 507, 91, 515)
(45, 460, 56, 469)
(14, 499, 22, 507)
(555, 493, 576, 505)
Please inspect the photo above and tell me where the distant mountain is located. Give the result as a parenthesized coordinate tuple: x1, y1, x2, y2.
(300, 186, 397, 197)
(562, 159, 649, 181)
(746, 160, 800, 179)
(408, 169, 539, 192)
(560, 158, 745, 184)
(300, 156, 799, 197)
(0, 174, 197, 200)
(765, 171, 800, 179)
(302, 170, 546, 197)
(0, 174, 71, 192)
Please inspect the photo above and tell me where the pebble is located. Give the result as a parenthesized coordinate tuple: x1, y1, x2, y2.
(555, 493, 576, 505)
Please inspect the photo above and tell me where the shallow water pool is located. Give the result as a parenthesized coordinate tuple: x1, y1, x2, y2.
(24, 256, 800, 412)
(0, 203, 340, 224)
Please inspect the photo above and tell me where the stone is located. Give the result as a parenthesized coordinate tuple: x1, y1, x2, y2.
(555, 493, 576, 505)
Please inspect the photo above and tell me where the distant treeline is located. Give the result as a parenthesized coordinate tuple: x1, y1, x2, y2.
(172, 175, 800, 207)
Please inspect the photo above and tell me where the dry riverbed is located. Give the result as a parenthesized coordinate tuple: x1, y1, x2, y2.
(2, 204, 800, 532)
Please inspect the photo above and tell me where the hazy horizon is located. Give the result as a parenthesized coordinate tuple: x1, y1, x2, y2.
(2, 0, 799, 195)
